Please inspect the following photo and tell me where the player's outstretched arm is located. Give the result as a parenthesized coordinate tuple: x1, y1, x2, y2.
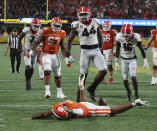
(114, 42, 121, 71)
(23, 110, 52, 120)
(137, 42, 146, 59)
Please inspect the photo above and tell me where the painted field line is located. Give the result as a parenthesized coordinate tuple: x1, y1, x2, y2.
(0, 90, 157, 93)
(0, 104, 156, 108)
(0, 125, 5, 127)
(0, 119, 3, 120)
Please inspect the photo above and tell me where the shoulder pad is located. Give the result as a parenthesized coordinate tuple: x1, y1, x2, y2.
(134, 33, 141, 41)
(151, 29, 156, 34)
(92, 18, 100, 25)
(60, 29, 66, 38)
(40, 27, 50, 34)
(71, 21, 79, 29)
(22, 27, 30, 33)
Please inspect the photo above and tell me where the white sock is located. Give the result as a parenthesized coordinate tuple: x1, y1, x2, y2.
(57, 87, 62, 94)
(45, 85, 50, 92)
(152, 77, 156, 82)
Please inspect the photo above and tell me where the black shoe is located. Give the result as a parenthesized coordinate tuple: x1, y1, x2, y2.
(26, 80, 31, 90)
(87, 87, 96, 101)
(11, 71, 15, 74)
(16, 70, 20, 74)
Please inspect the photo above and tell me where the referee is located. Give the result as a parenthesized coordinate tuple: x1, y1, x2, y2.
(4, 28, 21, 74)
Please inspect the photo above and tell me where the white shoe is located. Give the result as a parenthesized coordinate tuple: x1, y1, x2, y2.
(155, 78, 157, 84)
(78, 74, 85, 90)
(57, 92, 67, 98)
(133, 98, 149, 106)
(45, 90, 51, 98)
(151, 80, 156, 85)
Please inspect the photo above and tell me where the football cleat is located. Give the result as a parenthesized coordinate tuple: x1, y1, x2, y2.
(57, 92, 67, 99)
(132, 98, 149, 107)
(45, 90, 51, 98)
(151, 79, 156, 85)
(78, 74, 85, 90)
(108, 78, 113, 84)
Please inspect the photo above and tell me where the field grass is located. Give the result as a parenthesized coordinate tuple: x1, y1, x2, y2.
(0, 44, 157, 131)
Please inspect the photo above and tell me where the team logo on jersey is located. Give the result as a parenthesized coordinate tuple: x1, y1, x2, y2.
(80, 25, 83, 28)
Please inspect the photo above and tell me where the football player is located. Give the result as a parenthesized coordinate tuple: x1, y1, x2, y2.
(18, 18, 41, 90)
(145, 25, 157, 85)
(29, 17, 72, 98)
(115, 24, 149, 101)
(66, 6, 107, 102)
(23, 75, 149, 120)
(101, 21, 117, 84)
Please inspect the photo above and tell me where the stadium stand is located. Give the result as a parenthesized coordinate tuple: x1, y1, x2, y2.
(0, 0, 157, 20)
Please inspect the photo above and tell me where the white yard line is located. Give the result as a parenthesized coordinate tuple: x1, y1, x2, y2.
(0, 125, 5, 127)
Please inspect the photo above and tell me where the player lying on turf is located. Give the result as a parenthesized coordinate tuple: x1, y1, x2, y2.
(23, 74, 149, 120)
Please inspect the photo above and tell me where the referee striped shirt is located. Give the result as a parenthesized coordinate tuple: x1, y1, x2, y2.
(8, 35, 19, 49)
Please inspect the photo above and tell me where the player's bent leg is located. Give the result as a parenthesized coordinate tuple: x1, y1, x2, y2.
(54, 76, 67, 99)
(44, 70, 51, 98)
(87, 70, 107, 101)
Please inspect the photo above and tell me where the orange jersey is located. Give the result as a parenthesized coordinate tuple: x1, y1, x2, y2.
(151, 29, 157, 48)
(51, 100, 88, 119)
(41, 27, 66, 54)
(101, 29, 117, 50)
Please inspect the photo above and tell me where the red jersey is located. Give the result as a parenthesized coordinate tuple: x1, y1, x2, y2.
(151, 29, 157, 48)
(101, 29, 117, 50)
(51, 100, 88, 120)
(41, 27, 66, 54)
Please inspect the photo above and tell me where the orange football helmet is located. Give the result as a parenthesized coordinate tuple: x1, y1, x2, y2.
(51, 17, 62, 32)
(30, 18, 41, 32)
(102, 21, 111, 31)
(77, 6, 91, 22)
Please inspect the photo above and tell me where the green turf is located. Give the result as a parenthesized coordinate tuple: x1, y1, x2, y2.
(0, 44, 157, 131)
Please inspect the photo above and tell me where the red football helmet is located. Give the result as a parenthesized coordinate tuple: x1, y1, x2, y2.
(77, 6, 91, 22)
(30, 18, 41, 32)
(51, 17, 62, 33)
(121, 24, 133, 37)
(102, 21, 111, 31)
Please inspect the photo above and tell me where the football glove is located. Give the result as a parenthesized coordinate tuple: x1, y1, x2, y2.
(143, 58, 149, 70)
(65, 56, 74, 67)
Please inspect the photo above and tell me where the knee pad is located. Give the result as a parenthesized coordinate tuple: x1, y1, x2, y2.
(44, 70, 51, 79)
(54, 76, 61, 82)
(107, 65, 113, 72)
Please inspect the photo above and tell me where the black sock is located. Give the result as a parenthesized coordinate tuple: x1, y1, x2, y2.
(29, 68, 34, 81)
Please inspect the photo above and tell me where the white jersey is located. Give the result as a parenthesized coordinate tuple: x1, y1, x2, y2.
(71, 18, 100, 45)
(116, 32, 141, 59)
(22, 27, 39, 49)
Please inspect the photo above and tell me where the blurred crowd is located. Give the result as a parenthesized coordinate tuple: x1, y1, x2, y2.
(0, 0, 157, 20)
